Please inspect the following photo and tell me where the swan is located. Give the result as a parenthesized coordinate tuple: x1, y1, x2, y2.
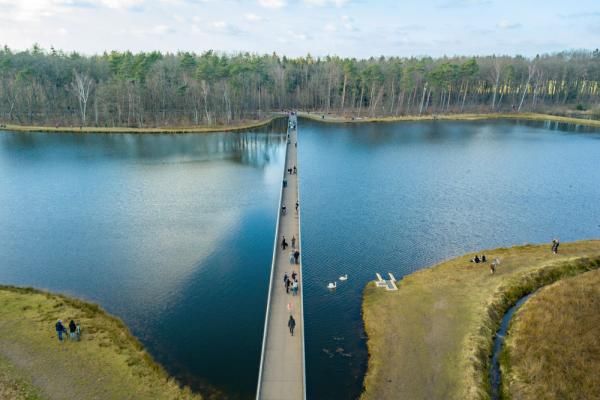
(327, 282, 337, 289)
(339, 274, 348, 281)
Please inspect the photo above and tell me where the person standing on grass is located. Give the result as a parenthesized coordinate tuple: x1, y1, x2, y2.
(55, 319, 65, 342)
(69, 320, 77, 340)
(288, 315, 296, 336)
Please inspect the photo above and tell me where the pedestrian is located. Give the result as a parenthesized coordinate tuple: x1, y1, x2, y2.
(554, 239, 560, 254)
(481, 254, 486, 263)
(75, 323, 82, 341)
(293, 166, 297, 174)
(284, 273, 289, 286)
(291, 236, 296, 249)
(289, 251, 295, 264)
(69, 320, 77, 340)
(292, 280, 298, 296)
(286, 278, 291, 294)
(292, 271, 297, 281)
(490, 263, 496, 274)
(288, 315, 296, 336)
(294, 250, 300, 264)
(282, 205, 287, 215)
(295, 201, 299, 211)
(295, 142, 297, 148)
(551, 239, 557, 253)
(55, 319, 65, 342)
(281, 236, 288, 250)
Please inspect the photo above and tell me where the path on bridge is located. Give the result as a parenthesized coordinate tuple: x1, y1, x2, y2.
(256, 114, 305, 400)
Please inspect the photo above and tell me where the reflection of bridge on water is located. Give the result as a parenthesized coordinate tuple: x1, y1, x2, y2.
(217, 132, 286, 168)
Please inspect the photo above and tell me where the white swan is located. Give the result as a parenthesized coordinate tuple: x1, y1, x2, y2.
(339, 274, 348, 281)
(327, 282, 337, 289)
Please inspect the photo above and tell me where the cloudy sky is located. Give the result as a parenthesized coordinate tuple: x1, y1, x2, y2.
(0, 0, 598, 57)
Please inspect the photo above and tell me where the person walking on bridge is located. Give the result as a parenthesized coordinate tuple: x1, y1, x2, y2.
(288, 315, 296, 336)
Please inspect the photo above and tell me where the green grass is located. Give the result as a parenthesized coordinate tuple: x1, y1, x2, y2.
(501, 269, 600, 399)
(0, 286, 203, 399)
(360, 240, 600, 400)
(1, 116, 279, 134)
(299, 111, 600, 128)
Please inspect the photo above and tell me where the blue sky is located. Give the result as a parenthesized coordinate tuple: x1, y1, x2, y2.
(0, 0, 598, 57)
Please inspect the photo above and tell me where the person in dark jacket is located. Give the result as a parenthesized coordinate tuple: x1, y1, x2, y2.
(294, 250, 300, 264)
(288, 315, 296, 336)
(69, 320, 77, 340)
(55, 320, 65, 341)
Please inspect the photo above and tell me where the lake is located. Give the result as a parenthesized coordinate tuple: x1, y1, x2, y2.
(1, 118, 599, 399)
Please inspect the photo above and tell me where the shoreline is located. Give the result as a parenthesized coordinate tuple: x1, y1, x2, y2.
(0, 285, 204, 399)
(298, 111, 600, 128)
(3, 112, 600, 135)
(0, 115, 281, 134)
(360, 240, 600, 400)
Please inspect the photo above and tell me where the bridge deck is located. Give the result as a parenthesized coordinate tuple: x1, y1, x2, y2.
(257, 115, 305, 400)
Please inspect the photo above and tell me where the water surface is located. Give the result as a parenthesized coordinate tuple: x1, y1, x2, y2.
(1, 119, 599, 399)
(0, 125, 286, 398)
(298, 118, 600, 399)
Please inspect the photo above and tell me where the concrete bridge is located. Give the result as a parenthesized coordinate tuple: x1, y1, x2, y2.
(256, 114, 306, 400)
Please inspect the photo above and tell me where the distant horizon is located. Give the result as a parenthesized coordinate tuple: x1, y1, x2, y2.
(3, 43, 598, 60)
(0, 0, 598, 58)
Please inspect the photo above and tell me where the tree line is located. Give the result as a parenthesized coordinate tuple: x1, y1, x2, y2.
(1, 45, 599, 127)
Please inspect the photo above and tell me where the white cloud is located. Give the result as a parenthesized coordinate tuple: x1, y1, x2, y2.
(324, 23, 337, 32)
(152, 24, 174, 34)
(100, 0, 144, 9)
(341, 15, 359, 31)
(304, 0, 349, 6)
(245, 13, 263, 21)
(207, 21, 242, 35)
(287, 30, 311, 40)
(258, 0, 286, 9)
(497, 19, 521, 29)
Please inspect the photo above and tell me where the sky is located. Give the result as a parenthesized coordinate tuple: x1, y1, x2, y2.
(0, 0, 599, 58)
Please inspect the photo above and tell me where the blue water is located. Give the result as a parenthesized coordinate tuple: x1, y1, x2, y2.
(490, 294, 532, 400)
(1, 119, 599, 399)
(299, 119, 600, 399)
(0, 125, 287, 399)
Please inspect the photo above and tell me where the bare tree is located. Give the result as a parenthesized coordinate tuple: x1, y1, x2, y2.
(70, 70, 94, 126)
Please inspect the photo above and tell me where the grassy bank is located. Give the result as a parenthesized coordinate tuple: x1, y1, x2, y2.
(299, 111, 600, 128)
(361, 240, 600, 400)
(0, 116, 280, 134)
(0, 286, 202, 400)
(501, 269, 600, 399)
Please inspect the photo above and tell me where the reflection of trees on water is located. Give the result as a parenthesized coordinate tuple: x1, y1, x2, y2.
(0, 118, 288, 167)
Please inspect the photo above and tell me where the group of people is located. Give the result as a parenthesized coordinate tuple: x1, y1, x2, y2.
(551, 238, 560, 254)
(55, 319, 81, 342)
(281, 236, 300, 262)
(283, 271, 300, 296)
(287, 166, 297, 175)
(470, 254, 487, 263)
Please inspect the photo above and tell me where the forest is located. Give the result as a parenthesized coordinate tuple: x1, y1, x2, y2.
(1, 45, 599, 127)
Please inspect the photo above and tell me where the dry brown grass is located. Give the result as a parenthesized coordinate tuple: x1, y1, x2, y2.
(0, 286, 203, 400)
(361, 240, 600, 400)
(298, 111, 600, 128)
(1, 116, 278, 134)
(502, 269, 600, 400)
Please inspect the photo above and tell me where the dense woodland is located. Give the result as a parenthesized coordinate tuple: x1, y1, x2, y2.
(1, 45, 599, 127)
